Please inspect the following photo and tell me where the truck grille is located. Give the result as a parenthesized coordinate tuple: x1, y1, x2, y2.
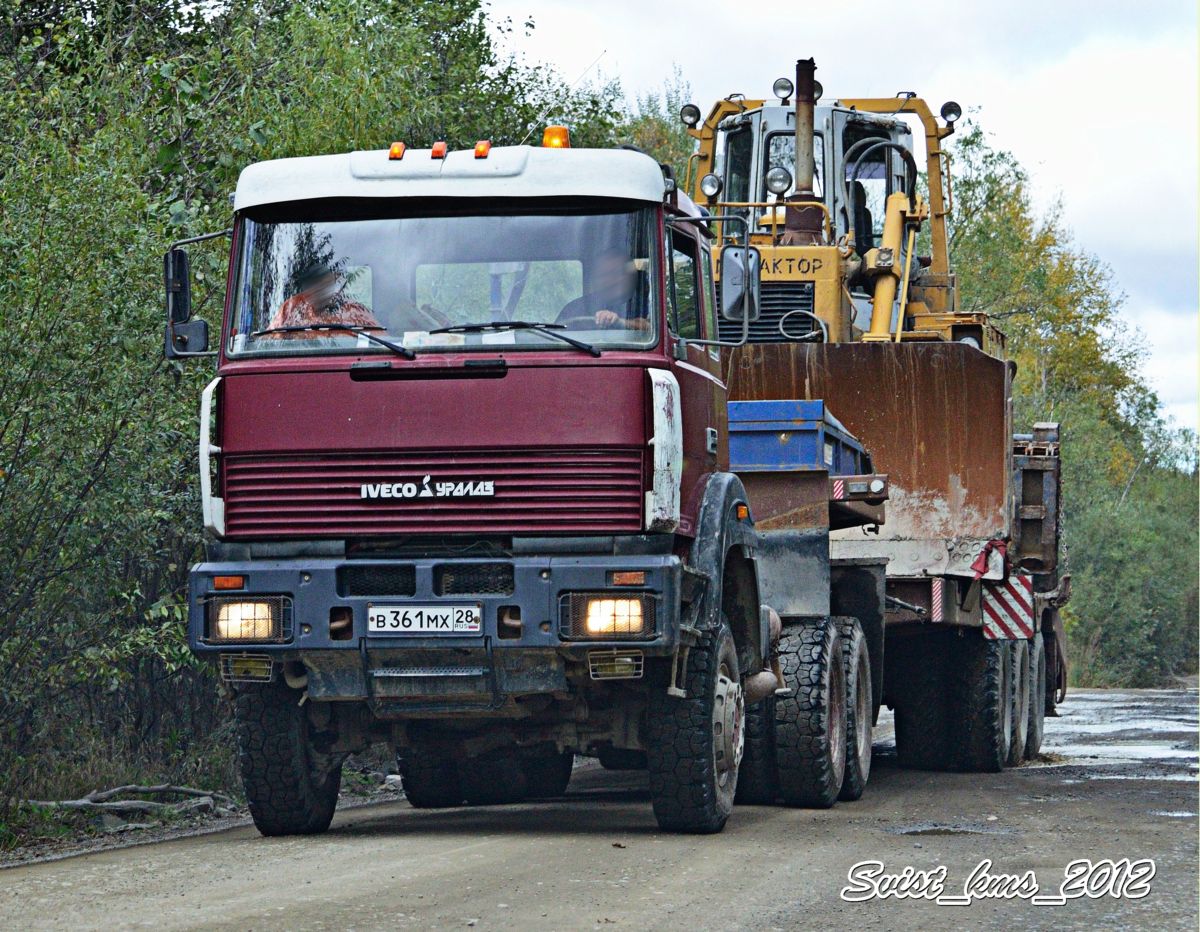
(222, 448, 644, 539)
(338, 565, 416, 597)
(717, 281, 816, 342)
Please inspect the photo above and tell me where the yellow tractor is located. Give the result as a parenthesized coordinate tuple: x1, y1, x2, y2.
(683, 59, 1067, 772)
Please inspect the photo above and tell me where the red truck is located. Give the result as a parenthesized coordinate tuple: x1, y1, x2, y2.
(164, 127, 896, 835)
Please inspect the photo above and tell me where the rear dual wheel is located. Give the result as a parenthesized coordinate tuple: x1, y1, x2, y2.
(774, 618, 846, 808)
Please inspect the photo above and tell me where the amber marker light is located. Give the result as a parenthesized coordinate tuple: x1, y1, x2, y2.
(474, 140, 492, 159)
(387, 141, 406, 160)
(431, 141, 448, 159)
(610, 571, 646, 586)
(213, 575, 246, 590)
(541, 125, 571, 148)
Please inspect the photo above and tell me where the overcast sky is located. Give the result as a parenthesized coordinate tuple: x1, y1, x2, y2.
(488, 0, 1199, 430)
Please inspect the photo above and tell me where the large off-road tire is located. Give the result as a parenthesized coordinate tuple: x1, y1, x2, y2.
(836, 617, 872, 802)
(521, 746, 574, 799)
(460, 749, 528, 806)
(234, 680, 343, 836)
(774, 618, 846, 808)
(399, 746, 463, 809)
(892, 632, 954, 771)
(646, 619, 744, 834)
(734, 695, 778, 805)
(1007, 639, 1031, 767)
(1025, 632, 1047, 759)
(949, 631, 1012, 772)
(597, 747, 647, 770)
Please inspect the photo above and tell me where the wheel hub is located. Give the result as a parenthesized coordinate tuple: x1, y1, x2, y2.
(713, 664, 745, 786)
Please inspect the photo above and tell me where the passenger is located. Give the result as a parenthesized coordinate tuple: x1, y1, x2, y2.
(558, 251, 649, 331)
(265, 261, 382, 335)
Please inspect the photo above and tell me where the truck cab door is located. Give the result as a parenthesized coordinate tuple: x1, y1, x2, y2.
(666, 225, 727, 536)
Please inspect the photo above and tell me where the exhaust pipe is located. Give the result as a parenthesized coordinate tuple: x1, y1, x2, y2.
(794, 58, 817, 195)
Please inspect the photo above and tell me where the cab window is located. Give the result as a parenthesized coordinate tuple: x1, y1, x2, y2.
(723, 126, 754, 203)
(764, 132, 825, 198)
(667, 232, 701, 339)
(843, 126, 892, 253)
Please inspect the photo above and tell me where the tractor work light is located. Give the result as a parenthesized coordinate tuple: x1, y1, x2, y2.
(387, 141, 406, 160)
(474, 139, 491, 159)
(812, 80, 823, 101)
(206, 596, 290, 644)
(542, 125, 571, 148)
(699, 172, 723, 198)
(772, 77, 794, 101)
(940, 101, 962, 124)
(560, 592, 655, 640)
(765, 166, 793, 196)
(679, 103, 702, 127)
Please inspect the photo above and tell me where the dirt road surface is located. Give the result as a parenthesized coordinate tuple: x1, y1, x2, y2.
(2, 688, 1196, 930)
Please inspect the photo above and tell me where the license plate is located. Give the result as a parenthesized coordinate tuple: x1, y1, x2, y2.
(367, 603, 482, 635)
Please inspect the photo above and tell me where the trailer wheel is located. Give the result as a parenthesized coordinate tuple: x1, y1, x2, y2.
(774, 618, 846, 808)
(950, 631, 1012, 772)
(734, 696, 778, 805)
(399, 746, 463, 809)
(1025, 632, 1047, 758)
(1007, 639, 1031, 766)
(836, 617, 872, 801)
(892, 633, 953, 771)
(460, 749, 528, 806)
(646, 618, 744, 834)
(521, 746, 574, 798)
(234, 680, 343, 836)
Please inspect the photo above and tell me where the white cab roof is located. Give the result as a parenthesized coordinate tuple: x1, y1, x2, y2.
(234, 145, 667, 211)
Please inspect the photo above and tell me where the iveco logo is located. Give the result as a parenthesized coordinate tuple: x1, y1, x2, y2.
(360, 475, 496, 500)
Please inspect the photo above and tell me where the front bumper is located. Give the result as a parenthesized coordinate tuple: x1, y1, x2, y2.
(188, 553, 681, 707)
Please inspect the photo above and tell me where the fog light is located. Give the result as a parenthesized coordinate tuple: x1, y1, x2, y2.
(765, 166, 793, 196)
(586, 598, 645, 636)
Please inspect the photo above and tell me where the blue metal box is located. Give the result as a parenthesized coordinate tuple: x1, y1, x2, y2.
(727, 399, 869, 475)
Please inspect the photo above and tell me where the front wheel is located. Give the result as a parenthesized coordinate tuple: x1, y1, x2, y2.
(646, 619, 744, 834)
(234, 680, 343, 836)
(774, 618, 846, 808)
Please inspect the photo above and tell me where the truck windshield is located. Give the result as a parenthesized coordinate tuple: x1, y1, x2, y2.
(228, 203, 659, 356)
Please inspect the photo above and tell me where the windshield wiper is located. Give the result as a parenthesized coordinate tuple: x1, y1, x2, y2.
(249, 324, 416, 359)
(428, 320, 600, 358)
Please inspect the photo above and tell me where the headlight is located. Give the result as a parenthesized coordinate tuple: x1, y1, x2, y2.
(207, 596, 290, 643)
(940, 100, 962, 124)
(679, 103, 701, 127)
(699, 172, 723, 198)
(586, 598, 645, 636)
(560, 592, 656, 640)
(765, 166, 793, 196)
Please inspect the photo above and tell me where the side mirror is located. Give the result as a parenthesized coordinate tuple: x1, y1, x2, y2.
(719, 245, 761, 322)
(165, 248, 191, 323)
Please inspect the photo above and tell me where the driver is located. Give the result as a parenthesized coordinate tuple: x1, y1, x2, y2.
(265, 261, 382, 336)
(557, 250, 650, 331)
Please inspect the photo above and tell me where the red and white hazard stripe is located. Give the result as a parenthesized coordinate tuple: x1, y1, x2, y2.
(832, 478, 845, 500)
(930, 577, 944, 622)
(981, 573, 1035, 639)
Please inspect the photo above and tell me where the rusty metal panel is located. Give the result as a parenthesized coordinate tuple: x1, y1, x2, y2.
(726, 342, 1011, 578)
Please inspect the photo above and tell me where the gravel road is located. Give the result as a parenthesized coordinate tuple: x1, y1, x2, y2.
(1, 688, 1195, 930)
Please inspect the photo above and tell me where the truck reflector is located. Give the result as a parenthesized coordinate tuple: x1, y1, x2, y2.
(387, 141, 406, 160)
